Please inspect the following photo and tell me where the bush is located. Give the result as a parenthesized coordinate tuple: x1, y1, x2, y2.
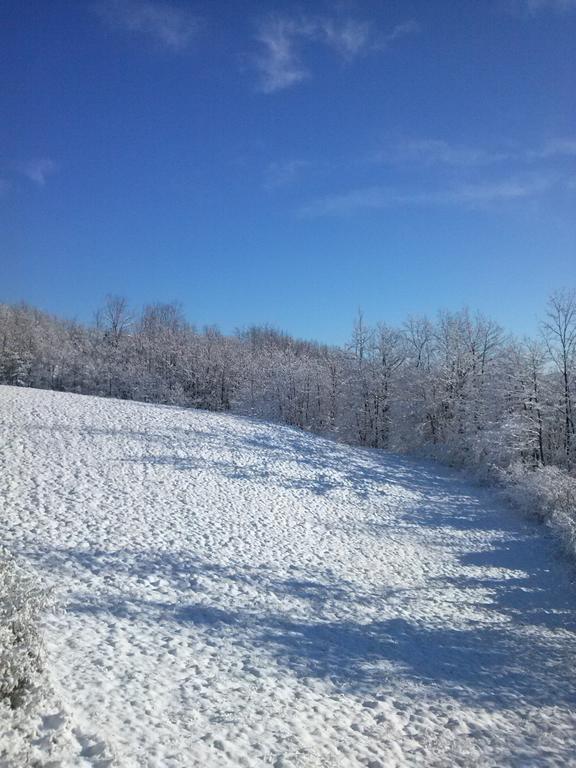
(502, 464, 576, 557)
(0, 550, 50, 710)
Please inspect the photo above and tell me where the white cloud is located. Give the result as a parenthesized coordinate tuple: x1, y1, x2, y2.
(254, 16, 311, 93)
(320, 18, 419, 58)
(21, 158, 57, 187)
(317, 17, 375, 59)
(253, 14, 417, 93)
(96, 0, 199, 51)
(300, 173, 559, 217)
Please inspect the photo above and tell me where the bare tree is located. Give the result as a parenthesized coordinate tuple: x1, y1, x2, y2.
(96, 295, 132, 345)
(542, 290, 576, 465)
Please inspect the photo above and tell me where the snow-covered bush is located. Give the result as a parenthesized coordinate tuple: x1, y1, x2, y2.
(0, 550, 54, 766)
(0, 550, 49, 710)
(501, 464, 576, 557)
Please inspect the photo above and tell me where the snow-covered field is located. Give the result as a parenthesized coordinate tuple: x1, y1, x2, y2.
(1, 385, 576, 767)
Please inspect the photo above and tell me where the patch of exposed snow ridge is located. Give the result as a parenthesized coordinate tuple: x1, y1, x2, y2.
(1, 385, 576, 767)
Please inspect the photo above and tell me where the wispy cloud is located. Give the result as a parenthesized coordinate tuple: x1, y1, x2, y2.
(439, 174, 558, 203)
(317, 17, 375, 60)
(523, 0, 576, 11)
(300, 173, 562, 217)
(374, 137, 576, 167)
(505, 0, 576, 14)
(375, 139, 510, 167)
(254, 16, 310, 93)
(527, 137, 576, 159)
(253, 14, 417, 93)
(20, 158, 58, 187)
(96, 0, 199, 51)
(381, 20, 420, 46)
(318, 17, 418, 58)
(264, 159, 311, 190)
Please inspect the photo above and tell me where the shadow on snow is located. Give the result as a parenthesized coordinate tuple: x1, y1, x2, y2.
(17, 416, 576, 711)
(23, 543, 576, 710)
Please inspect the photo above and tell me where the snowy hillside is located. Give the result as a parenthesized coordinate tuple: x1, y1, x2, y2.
(2, 385, 576, 767)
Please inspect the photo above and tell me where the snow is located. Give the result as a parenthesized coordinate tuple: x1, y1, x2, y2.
(1, 384, 576, 767)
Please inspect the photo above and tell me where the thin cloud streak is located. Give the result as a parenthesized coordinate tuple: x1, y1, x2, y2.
(375, 139, 510, 167)
(96, 0, 199, 51)
(374, 137, 576, 167)
(300, 173, 562, 217)
(521, 0, 576, 12)
(503, 0, 576, 14)
(528, 138, 576, 159)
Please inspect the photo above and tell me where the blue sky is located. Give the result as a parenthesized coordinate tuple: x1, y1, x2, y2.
(1, 0, 575, 344)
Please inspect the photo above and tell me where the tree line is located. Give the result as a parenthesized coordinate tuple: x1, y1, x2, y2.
(1, 291, 575, 478)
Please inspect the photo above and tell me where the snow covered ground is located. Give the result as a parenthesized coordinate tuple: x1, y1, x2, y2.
(1, 385, 576, 767)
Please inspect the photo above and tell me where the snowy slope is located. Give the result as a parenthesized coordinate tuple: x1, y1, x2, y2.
(1, 385, 576, 767)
